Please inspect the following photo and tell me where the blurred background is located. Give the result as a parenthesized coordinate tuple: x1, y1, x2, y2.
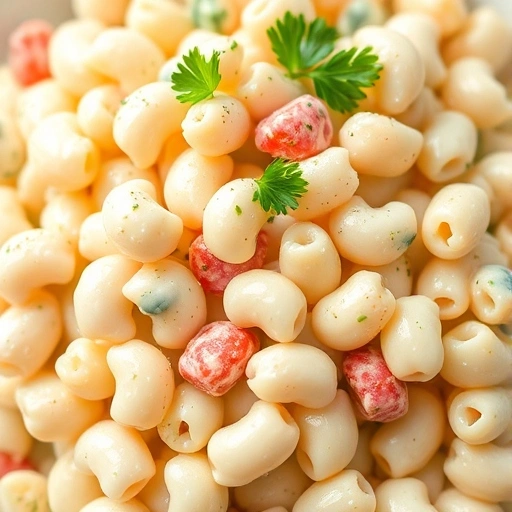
(0, 0, 511, 60)
(0, 0, 73, 59)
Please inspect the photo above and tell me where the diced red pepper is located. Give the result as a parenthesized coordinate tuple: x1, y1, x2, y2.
(8, 19, 53, 86)
(189, 231, 268, 296)
(255, 94, 333, 161)
(342, 345, 409, 423)
(0, 452, 34, 478)
(179, 321, 260, 396)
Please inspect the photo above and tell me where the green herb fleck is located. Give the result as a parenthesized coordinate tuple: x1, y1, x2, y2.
(400, 233, 417, 249)
(230, 40, 238, 50)
(132, 203, 139, 210)
(235, 204, 242, 215)
(357, 314, 367, 322)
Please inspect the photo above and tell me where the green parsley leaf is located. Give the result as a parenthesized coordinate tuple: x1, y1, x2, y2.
(171, 47, 221, 105)
(267, 13, 338, 76)
(267, 12, 382, 113)
(252, 158, 308, 216)
(309, 46, 382, 113)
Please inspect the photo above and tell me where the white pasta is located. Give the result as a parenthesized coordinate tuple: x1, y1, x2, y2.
(0, 470, 50, 512)
(339, 111, 423, 177)
(370, 385, 445, 478)
(74, 420, 156, 501)
(380, 295, 444, 382)
(113, 82, 189, 169)
(2, 1, 512, 510)
(224, 269, 307, 342)
(245, 343, 338, 408)
(329, 195, 417, 266)
(207, 400, 300, 487)
(85, 27, 166, 94)
(107, 339, 175, 430)
(279, 221, 341, 305)
(157, 381, 224, 453)
(291, 390, 358, 480)
(122, 259, 207, 349)
(102, 179, 183, 263)
(232, 455, 311, 512)
(312, 270, 396, 351)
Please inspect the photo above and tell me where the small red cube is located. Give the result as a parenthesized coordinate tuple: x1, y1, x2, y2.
(179, 321, 260, 396)
(8, 19, 53, 86)
(189, 231, 268, 296)
(342, 345, 409, 423)
(255, 94, 333, 161)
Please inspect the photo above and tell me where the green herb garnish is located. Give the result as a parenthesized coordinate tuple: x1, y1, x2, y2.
(171, 47, 221, 105)
(267, 12, 382, 113)
(252, 158, 308, 215)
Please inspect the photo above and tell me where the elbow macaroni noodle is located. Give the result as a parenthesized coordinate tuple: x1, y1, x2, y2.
(1, 0, 512, 510)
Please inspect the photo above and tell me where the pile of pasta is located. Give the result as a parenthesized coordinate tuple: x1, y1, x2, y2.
(1, 0, 512, 511)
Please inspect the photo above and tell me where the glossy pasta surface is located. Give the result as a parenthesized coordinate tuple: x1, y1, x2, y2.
(1, 1, 512, 511)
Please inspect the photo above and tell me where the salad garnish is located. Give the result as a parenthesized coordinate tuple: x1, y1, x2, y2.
(171, 47, 222, 104)
(267, 12, 383, 113)
(252, 158, 308, 215)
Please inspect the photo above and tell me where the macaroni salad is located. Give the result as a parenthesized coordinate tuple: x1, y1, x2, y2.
(1, 0, 512, 510)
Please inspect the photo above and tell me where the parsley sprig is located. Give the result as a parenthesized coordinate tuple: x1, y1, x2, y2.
(252, 158, 308, 216)
(171, 47, 221, 104)
(267, 12, 382, 113)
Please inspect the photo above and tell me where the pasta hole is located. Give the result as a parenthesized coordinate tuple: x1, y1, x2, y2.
(295, 230, 316, 246)
(456, 323, 480, 342)
(463, 407, 482, 427)
(178, 421, 190, 438)
(436, 222, 453, 246)
(440, 157, 465, 178)
(296, 449, 314, 477)
(119, 480, 147, 502)
(434, 297, 455, 312)
(479, 291, 496, 313)
(403, 371, 427, 381)
(356, 474, 373, 495)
